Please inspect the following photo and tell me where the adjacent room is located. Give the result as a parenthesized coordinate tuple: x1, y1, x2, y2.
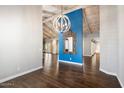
(0, 5, 124, 88)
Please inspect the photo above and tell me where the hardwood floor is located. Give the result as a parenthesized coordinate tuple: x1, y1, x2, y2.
(0, 53, 121, 88)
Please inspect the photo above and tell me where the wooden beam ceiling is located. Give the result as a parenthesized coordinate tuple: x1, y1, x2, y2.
(42, 5, 88, 23)
(43, 30, 52, 39)
(43, 23, 58, 39)
(83, 5, 99, 33)
(43, 10, 57, 15)
(42, 5, 100, 39)
(44, 23, 58, 36)
(43, 34, 49, 39)
(83, 9, 92, 33)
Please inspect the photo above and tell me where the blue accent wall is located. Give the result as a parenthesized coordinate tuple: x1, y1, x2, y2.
(58, 9, 83, 64)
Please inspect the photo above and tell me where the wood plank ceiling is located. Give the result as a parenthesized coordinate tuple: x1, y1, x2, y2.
(42, 5, 99, 40)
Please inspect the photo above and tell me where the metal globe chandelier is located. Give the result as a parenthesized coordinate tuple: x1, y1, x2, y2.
(53, 6, 71, 33)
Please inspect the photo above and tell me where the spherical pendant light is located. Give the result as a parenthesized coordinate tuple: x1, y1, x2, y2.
(53, 6, 71, 33)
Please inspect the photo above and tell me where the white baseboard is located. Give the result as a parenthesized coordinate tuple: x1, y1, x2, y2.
(116, 75, 124, 88)
(100, 68, 117, 76)
(58, 60, 83, 65)
(100, 68, 124, 88)
(0, 66, 43, 83)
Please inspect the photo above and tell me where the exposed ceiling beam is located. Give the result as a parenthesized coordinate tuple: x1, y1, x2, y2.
(43, 33, 51, 39)
(43, 34, 49, 39)
(43, 23, 58, 36)
(44, 22, 54, 32)
(43, 29, 53, 38)
(43, 10, 57, 15)
(49, 21, 58, 34)
(43, 26, 57, 38)
(43, 27, 52, 35)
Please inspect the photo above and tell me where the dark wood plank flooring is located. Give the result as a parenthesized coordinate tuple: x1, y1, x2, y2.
(0, 53, 121, 88)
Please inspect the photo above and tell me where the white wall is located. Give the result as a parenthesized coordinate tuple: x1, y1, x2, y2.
(118, 5, 124, 87)
(100, 5, 124, 87)
(0, 6, 43, 82)
(100, 5, 118, 74)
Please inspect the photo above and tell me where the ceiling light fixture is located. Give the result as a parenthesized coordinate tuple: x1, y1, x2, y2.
(53, 5, 71, 33)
